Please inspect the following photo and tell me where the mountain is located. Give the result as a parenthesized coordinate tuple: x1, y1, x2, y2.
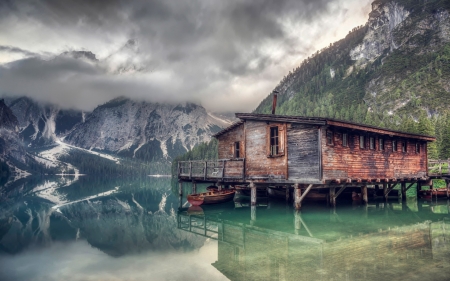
(5, 97, 84, 147)
(254, 0, 450, 158)
(64, 97, 231, 161)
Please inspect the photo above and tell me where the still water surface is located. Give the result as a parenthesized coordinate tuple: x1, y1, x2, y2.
(1, 176, 449, 281)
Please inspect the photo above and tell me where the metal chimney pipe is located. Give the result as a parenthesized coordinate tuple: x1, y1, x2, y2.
(272, 91, 278, 115)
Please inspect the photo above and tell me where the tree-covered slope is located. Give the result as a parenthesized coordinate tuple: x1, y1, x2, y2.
(255, 0, 450, 159)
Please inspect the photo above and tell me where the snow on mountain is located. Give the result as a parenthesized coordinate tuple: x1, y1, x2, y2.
(65, 97, 229, 161)
(4, 97, 84, 147)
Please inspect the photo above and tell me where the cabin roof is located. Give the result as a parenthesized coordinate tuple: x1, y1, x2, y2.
(212, 113, 435, 141)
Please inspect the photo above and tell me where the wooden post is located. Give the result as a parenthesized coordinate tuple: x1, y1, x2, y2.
(330, 187, 336, 207)
(178, 181, 183, 196)
(294, 183, 301, 210)
(285, 186, 290, 202)
(383, 183, 388, 201)
(250, 182, 257, 206)
(401, 182, 407, 201)
(218, 182, 222, 191)
(294, 210, 301, 235)
(189, 161, 192, 179)
(361, 186, 368, 205)
(251, 205, 256, 225)
(192, 181, 197, 194)
(417, 181, 421, 198)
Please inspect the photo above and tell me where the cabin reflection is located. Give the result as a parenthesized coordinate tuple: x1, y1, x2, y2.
(178, 202, 450, 281)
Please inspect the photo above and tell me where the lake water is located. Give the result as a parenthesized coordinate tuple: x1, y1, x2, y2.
(1, 176, 450, 281)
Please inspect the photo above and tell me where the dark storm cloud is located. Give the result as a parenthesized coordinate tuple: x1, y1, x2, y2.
(0, 0, 371, 112)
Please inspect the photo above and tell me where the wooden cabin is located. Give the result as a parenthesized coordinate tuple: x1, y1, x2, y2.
(213, 113, 434, 184)
(178, 113, 437, 208)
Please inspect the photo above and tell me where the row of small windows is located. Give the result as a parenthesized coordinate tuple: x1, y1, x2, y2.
(326, 131, 422, 153)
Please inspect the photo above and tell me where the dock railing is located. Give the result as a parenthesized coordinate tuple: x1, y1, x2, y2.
(428, 159, 450, 176)
(178, 158, 245, 181)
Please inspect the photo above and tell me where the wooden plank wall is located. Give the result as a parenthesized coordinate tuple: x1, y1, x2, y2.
(218, 124, 245, 159)
(245, 120, 287, 179)
(287, 124, 320, 181)
(321, 127, 428, 181)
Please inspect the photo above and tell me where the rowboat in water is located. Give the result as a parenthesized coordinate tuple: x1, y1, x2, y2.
(187, 190, 236, 206)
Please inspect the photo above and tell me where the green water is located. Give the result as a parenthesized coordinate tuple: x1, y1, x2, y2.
(1, 177, 449, 281)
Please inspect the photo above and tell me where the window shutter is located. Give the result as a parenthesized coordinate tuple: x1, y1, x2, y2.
(279, 125, 285, 153)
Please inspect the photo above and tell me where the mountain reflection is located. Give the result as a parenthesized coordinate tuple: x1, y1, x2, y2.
(178, 201, 450, 281)
(0, 177, 204, 256)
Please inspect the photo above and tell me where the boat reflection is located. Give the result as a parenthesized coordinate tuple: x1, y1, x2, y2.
(178, 200, 450, 281)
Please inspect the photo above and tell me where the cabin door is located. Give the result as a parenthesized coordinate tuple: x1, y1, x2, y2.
(287, 125, 321, 181)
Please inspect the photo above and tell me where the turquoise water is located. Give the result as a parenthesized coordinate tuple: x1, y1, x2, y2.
(1, 177, 449, 281)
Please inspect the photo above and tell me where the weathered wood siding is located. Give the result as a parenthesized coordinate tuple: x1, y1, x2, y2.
(321, 127, 428, 181)
(287, 124, 320, 181)
(217, 124, 245, 159)
(245, 120, 287, 179)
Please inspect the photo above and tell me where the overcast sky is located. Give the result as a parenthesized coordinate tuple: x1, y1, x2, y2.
(0, 0, 372, 112)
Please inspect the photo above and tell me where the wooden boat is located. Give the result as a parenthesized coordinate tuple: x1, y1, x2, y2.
(419, 188, 449, 199)
(187, 189, 236, 206)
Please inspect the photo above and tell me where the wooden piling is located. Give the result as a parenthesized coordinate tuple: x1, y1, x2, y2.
(330, 187, 336, 207)
(383, 183, 388, 201)
(250, 182, 257, 206)
(401, 182, 407, 201)
(294, 183, 301, 210)
(192, 181, 197, 194)
(361, 186, 368, 205)
(251, 205, 256, 225)
(285, 186, 290, 202)
(178, 181, 183, 196)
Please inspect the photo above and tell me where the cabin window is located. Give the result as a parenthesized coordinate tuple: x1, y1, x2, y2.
(326, 130, 334, 145)
(415, 143, 420, 154)
(342, 133, 348, 147)
(402, 141, 407, 152)
(267, 125, 285, 157)
(359, 135, 365, 149)
(234, 142, 240, 158)
(392, 140, 397, 152)
(379, 138, 384, 151)
(369, 137, 375, 150)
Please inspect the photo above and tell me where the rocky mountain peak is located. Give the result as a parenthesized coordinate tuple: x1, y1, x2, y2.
(0, 99, 19, 131)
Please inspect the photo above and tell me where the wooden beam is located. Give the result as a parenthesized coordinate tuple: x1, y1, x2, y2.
(405, 182, 416, 192)
(335, 186, 347, 199)
(299, 184, 314, 203)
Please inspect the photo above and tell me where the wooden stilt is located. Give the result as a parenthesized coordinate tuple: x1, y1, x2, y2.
(383, 183, 388, 201)
(285, 186, 290, 202)
(294, 210, 301, 235)
(330, 187, 336, 207)
(401, 182, 407, 201)
(251, 205, 256, 225)
(192, 181, 197, 194)
(361, 186, 368, 205)
(294, 183, 301, 210)
(250, 182, 257, 206)
(417, 182, 421, 198)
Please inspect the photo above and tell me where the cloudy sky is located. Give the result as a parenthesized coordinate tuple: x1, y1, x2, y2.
(0, 0, 371, 112)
